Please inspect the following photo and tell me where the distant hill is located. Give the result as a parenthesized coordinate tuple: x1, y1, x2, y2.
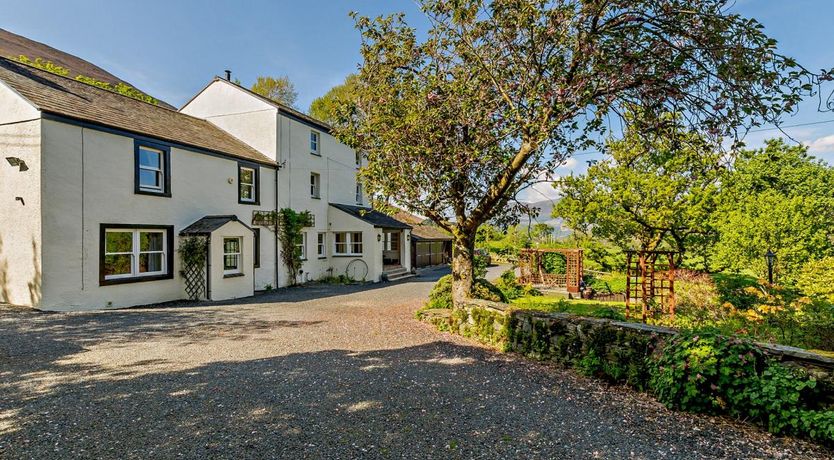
(519, 199, 572, 237)
(0, 28, 172, 108)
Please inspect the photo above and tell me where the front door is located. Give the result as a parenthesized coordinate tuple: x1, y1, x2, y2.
(382, 231, 401, 266)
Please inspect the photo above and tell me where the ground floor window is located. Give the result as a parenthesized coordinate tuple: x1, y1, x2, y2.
(296, 232, 308, 260)
(224, 237, 242, 275)
(317, 232, 326, 258)
(100, 224, 173, 285)
(334, 231, 363, 255)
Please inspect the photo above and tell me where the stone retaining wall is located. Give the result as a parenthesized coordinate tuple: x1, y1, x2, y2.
(431, 299, 834, 399)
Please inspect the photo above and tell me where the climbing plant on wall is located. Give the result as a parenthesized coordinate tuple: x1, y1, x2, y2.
(178, 236, 208, 300)
(272, 208, 313, 286)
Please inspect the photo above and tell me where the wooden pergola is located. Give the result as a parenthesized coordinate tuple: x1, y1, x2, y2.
(625, 250, 677, 323)
(518, 248, 583, 293)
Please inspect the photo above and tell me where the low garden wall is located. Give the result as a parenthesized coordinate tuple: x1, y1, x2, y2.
(420, 299, 834, 444)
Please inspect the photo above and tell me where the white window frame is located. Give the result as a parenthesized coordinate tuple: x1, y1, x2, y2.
(355, 183, 363, 205)
(310, 130, 320, 155)
(223, 237, 242, 275)
(296, 232, 308, 260)
(310, 172, 321, 198)
(103, 228, 167, 280)
(334, 232, 363, 256)
(137, 146, 165, 193)
(317, 232, 326, 258)
(239, 166, 256, 203)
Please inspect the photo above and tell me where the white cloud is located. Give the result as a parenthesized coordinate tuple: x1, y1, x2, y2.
(518, 170, 561, 203)
(804, 134, 834, 154)
(559, 157, 578, 169)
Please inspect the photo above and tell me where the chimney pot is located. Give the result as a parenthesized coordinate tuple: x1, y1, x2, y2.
(224, 70, 232, 81)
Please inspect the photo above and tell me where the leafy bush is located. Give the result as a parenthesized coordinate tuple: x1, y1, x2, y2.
(425, 274, 506, 309)
(541, 253, 566, 274)
(796, 257, 834, 303)
(494, 270, 541, 300)
(585, 272, 627, 294)
(711, 272, 760, 310)
(650, 330, 834, 442)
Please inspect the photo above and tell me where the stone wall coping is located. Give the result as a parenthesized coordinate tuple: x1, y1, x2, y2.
(460, 300, 834, 368)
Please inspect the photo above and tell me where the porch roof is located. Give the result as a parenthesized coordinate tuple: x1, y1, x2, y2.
(329, 204, 412, 230)
(180, 215, 253, 236)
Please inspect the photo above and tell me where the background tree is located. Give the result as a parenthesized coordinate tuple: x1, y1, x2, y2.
(711, 139, 834, 278)
(555, 118, 724, 264)
(251, 75, 298, 108)
(309, 74, 359, 124)
(336, 0, 826, 303)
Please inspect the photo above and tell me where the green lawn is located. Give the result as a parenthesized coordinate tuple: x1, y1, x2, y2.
(510, 295, 634, 321)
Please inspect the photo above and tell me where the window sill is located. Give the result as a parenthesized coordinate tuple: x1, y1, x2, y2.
(311, 196, 321, 200)
(100, 273, 173, 286)
(318, 256, 327, 260)
(332, 254, 363, 258)
(311, 152, 321, 157)
(135, 189, 171, 198)
(224, 272, 245, 278)
(238, 199, 261, 206)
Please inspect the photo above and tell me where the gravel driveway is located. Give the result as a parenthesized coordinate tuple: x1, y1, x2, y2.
(0, 266, 831, 459)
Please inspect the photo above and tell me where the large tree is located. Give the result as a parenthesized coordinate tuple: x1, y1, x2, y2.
(309, 74, 360, 124)
(555, 117, 724, 264)
(336, 0, 826, 303)
(251, 75, 298, 108)
(711, 139, 834, 279)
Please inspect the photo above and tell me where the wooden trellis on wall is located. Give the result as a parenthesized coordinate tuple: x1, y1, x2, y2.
(625, 250, 677, 323)
(518, 248, 583, 293)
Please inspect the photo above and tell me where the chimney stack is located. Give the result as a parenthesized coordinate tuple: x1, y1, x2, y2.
(224, 70, 232, 81)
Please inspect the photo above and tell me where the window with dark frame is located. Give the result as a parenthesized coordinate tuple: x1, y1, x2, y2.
(134, 141, 171, 197)
(239, 164, 258, 204)
(100, 224, 174, 285)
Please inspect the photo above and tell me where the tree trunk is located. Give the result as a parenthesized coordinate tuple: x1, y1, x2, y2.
(451, 231, 476, 306)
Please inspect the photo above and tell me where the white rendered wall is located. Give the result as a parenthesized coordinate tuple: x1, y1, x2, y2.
(38, 119, 278, 311)
(208, 221, 254, 301)
(0, 82, 41, 306)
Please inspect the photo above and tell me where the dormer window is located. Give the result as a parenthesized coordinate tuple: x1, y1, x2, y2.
(238, 162, 259, 205)
(310, 130, 320, 155)
(134, 141, 171, 197)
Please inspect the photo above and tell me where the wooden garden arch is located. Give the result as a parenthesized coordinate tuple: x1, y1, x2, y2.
(625, 250, 677, 323)
(518, 248, 584, 293)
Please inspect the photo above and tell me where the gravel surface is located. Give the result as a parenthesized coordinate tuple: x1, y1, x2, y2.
(1, 266, 831, 459)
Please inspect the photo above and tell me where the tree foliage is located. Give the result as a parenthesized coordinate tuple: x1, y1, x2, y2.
(273, 208, 314, 285)
(336, 0, 826, 303)
(251, 75, 298, 108)
(555, 117, 724, 262)
(711, 139, 834, 278)
(309, 74, 360, 124)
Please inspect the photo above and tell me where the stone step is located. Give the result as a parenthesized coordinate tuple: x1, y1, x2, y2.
(384, 267, 409, 276)
(386, 272, 416, 282)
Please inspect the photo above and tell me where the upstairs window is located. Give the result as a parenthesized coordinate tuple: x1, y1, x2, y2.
(310, 131, 320, 155)
(355, 151, 362, 168)
(355, 183, 363, 205)
(238, 163, 259, 204)
(310, 172, 321, 198)
(135, 142, 171, 196)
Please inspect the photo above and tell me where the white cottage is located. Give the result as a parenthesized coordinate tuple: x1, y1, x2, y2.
(0, 58, 411, 311)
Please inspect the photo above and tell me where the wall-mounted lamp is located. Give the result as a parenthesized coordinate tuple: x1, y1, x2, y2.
(377, 234, 382, 242)
(406, 233, 410, 241)
(6, 157, 28, 172)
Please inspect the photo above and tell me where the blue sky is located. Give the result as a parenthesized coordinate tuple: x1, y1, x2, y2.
(2, 0, 833, 202)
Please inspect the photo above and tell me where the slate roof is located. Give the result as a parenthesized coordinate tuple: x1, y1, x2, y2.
(330, 204, 412, 229)
(393, 209, 452, 241)
(0, 57, 274, 165)
(180, 215, 253, 236)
